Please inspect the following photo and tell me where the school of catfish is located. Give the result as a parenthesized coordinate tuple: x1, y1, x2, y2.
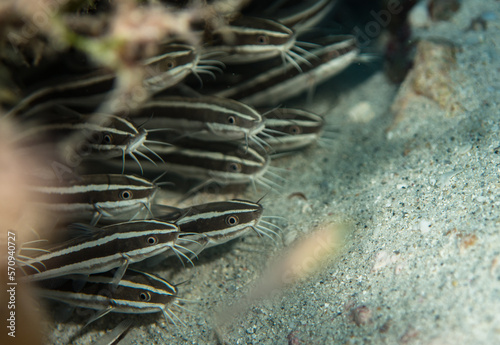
(5, 0, 360, 342)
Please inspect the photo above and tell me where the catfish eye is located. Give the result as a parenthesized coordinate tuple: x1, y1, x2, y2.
(103, 134, 113, 144)
(139, 291, 151, 301)
(327, 50, 339, 60)
(165, 59, 176, 69)
(288, 125, 301, 135)
(147, 236, 158, 245)
(120, 190, 133, 199)
(227, 115, 236, 124)
(257, 35, 269, 44)
(225, 215, 239, 226)
(227, 162, 242, 173)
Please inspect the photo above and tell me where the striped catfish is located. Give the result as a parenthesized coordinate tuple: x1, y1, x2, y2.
(36, 269, 180, 326)
(6, 44, 199, 118)
(18, 220, 179, 283)
(213, 35, 359, 107)
(263, 0, 337, 33)
(131, 95, 265, 144)
(6, 72, 114, 119)
(258, 107, 325, 154)
(203, 16, 305, 67)
(13, 106, 165, 174)
(126, 140, 283, 194)
(157, 199, 267, 255)
(26, 174, 158, 225)
(142, 43, 200, 94)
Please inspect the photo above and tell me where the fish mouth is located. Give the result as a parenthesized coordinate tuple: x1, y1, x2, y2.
(125, 129, 148, 155)
(249, 121, 266, 137)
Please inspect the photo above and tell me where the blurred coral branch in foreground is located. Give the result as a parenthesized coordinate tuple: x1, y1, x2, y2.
(0, 0, 248, 110)
(0, 118, 44, 345)
(216, 223, 347, 327)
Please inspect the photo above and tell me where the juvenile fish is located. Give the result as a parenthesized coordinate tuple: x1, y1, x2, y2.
(131, 95, 264, 144)
(214, 35, 359, 107)
(26, 174, 158, 225)
(6, 44, 199, 118)
(203, 16, 296, 64)
(157, 199, 267, 254)
(15, 105, 168, 174)
(36, 269, 179, 326)
(258, 107, 325, 154)
(125, 140, 282, 194)
(19, 220, 179, 283)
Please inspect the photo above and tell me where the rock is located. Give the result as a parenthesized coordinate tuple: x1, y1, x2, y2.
(408, 0, 432, 29)
(391, 39, 463, 119)
(428, 0, 461, 21)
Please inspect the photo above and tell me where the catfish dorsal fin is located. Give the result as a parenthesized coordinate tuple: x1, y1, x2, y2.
(67, 223, 103, 238)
